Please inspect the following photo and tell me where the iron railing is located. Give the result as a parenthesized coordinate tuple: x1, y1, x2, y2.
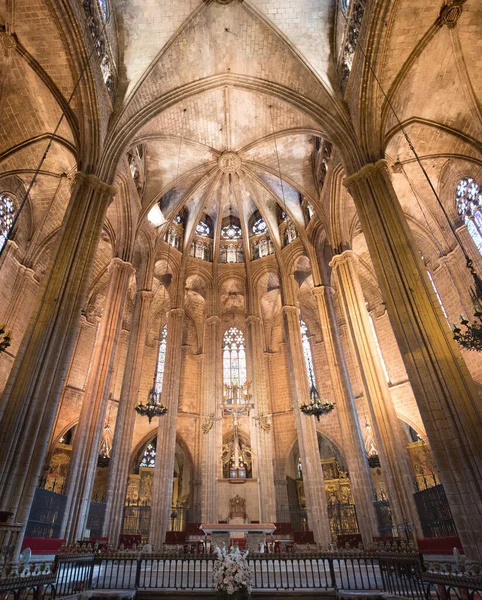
(7, 551, 473, 599)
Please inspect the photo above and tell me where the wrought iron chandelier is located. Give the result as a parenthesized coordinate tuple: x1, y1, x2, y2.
(135, 378, 167, 423)
(0, 325, 11, 354)
(300, 363, 335, 421)
(452, 268, 482, 352)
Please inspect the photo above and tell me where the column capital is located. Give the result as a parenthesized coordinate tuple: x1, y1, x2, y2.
(73, 171, 117, 197)
(246, 315, 261, 326)
(312, 284, 335, 297)
(206, 315, 221, 326)
(344, 159, 390, 190)
(169, 307, 185, 318)
(109, 257, 135, 276)
(329, 249, 359, 270)
(282, 304, 299, 316)
(135, 289, 154, 301)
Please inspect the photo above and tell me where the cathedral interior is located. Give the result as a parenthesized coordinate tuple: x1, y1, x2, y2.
(0, 0, 481, 566)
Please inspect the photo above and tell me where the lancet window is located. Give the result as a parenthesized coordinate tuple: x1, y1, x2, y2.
(155, 324, 168, 394)
(0, 194, 15, 252)
(456, 177, 482, 255)
(300, 320, 316, 389)
(223, 327, 247, 390)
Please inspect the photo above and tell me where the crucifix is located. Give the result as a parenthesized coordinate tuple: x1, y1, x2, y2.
(223, 381, 252, 478)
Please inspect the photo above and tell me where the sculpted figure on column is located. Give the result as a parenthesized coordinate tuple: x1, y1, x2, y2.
(0, 172, 115, 558)
(344, 159, 482, 560)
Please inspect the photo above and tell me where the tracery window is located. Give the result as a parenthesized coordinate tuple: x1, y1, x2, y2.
(140, 440, 156, 468)
(155, 324, 168, 394)
(300, 320, 316, 389)
(0, 194, 15, 252)
(223, 327, 247, 389)
(196, 220, 210, 237)
(252, 217, 267, 235)
(456, 177, 482, 255)
(221, 223, 242, 240)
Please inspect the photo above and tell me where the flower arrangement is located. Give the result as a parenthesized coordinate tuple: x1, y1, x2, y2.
(213, 544, 253, 599)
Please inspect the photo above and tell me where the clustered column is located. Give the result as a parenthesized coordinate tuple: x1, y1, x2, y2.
(330, 251, 421, 535)
(246, 315, 276, 523)
(61, 258, 134, 542)
(150, 308, 185, 548)
(0, 172, 115, 558)
(282, 304, 332, 546)
(312, 285, 379, 544)
(201, 316, 222, 524)
(345, 160, 482, 559)
(103, 289, 154, 544)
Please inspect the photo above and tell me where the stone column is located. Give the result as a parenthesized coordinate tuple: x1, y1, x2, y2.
(312, 285, 378, 544)
(61, 258, 134, 542)
(103, 289, 154, 544)
(282, 305, 332, 546)
(246, 315, 276, 523)
(329, 252, 421, 535)
(201, 316, 222, 523)
(0, 173, 114, 556)
(344, 159, 482, 559)
(149, 308, 184, 548)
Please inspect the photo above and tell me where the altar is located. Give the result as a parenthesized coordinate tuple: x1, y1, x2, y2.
(200, 522, 276, 553)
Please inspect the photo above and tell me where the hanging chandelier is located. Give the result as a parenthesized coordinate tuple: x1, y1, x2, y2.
(452, 270, 482, 352)
(135, 381, 167, 423)
(300, 378, 335, 421)
(0, 325, 11, 354)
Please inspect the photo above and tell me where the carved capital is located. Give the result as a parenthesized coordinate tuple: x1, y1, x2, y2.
(329, 249, 358, 270)
(344, 159, 390, 191)
(246, 315, 261, 326)
(312, 284, 335, 297)
(135, 289, 154, 301)
(73, 171, 117, 197)
(282, 304, 299, 316)
(109, 257, 135, 276)
(169, 307, 185, 318)
(207, 315, 221, 326)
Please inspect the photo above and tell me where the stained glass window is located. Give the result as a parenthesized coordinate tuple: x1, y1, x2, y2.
(196, 220, 210, 237)
(300, 320, 316, 389)
(0, 194, 15, 252)
(221, 223, 242, 240)
(252, 217, 267, 235)
(456, 177, 482, 256)
(140, 440, 156, 468)
(223, 327, 247, 388)
(98, 0, 107, 20)
(155, 324, 168, 394)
